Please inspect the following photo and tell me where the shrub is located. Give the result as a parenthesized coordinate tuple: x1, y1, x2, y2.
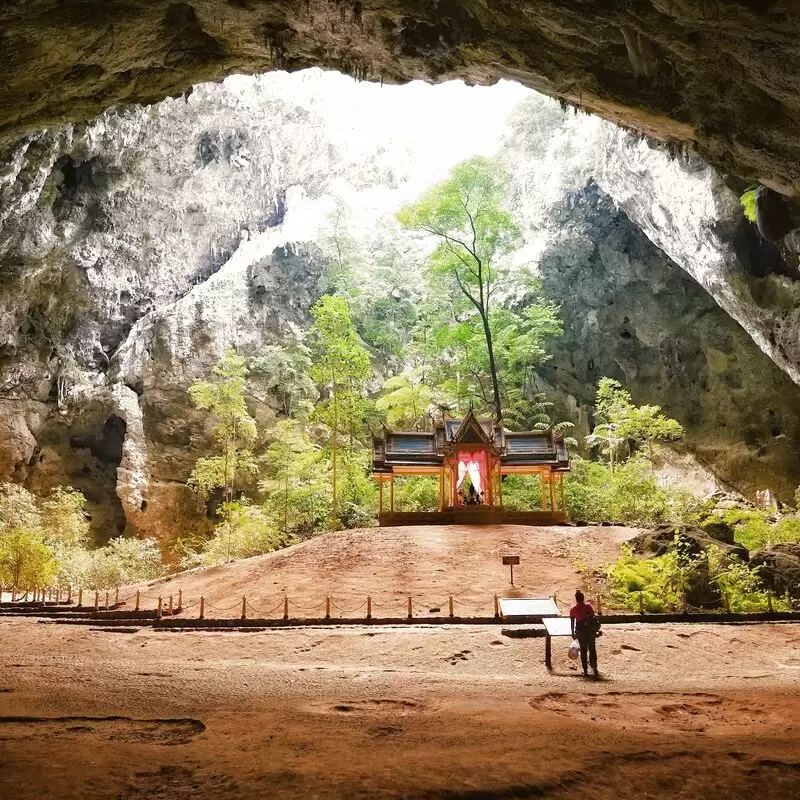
(392, 476, 440, 513)
(606, 540, 790, 613)
(722, 509, 800, 552)
(565, 457, 694, 525)
(182, 502, 287, 569)
(501, 475, 543, 511)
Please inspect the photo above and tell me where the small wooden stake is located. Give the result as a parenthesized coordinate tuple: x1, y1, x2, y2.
(67, 585, 72, 603)
(283, 595, 289, 620)
(135, 590, 140, 611)
(178, 589, 183, 610)
(325, 596, 331, 619)
(597, 596, 602, 615)
(199, 596, 205, 620)
(494, 594, 499, 619)
(366, 596, 372, 620)
(156, 596, 162, 619)
(94, 591, 99, 611)
(723, 591, 730, 614)
(449, 595, 454, 618)
(23, 589, 28, 602)
(104, 591, 109, 611)
(241, 596, 247, 620)
(407, 596, 412, 619)
(77, 588, 83, 608)
(168, 595, 173, 615)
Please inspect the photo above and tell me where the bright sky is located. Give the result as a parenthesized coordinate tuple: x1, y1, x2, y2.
(225, 68, 533, 190)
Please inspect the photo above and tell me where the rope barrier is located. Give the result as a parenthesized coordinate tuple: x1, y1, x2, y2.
(329, 599, 369, 614)
(245, 599, 288, 616)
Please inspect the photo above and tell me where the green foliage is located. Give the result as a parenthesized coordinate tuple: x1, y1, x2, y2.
(182, 501, 285, 568)
(0, 483, 42, 535)
(723, 508, 800, 552)
(565, 457, 694, 525)
(587, 378, 684, 467)
(39, 486, 90, 552)
(392, 476, 440, 513)
(0, 529, 57, 588)
(310, 296, 373, 529)
(74, 537, 165, 589)
(188, 348, 258, 501)
(706, 545, 789, 612)
(375, 370, 435, 430)
(249, 324, 318, 419)
(740, 186, 758, 223)
(259, 419, 328, 537)
(607, 541, 790, 613)
(399, 156, 521, 421)
(607, 544, 688, 612)
(500, 475, 543, 511)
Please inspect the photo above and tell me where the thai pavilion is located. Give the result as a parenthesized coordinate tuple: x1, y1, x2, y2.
(372, 409, 570, 526)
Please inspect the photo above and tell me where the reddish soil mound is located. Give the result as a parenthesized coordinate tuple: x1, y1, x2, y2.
(131, 524, 635, 619)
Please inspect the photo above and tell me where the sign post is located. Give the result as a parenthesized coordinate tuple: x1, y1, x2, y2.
(502, 555, 520, 585)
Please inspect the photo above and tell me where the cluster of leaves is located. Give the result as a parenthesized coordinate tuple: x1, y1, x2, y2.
(564, 457, 695, 525)
(720, 508, 800, 552)
(586, 378, 684, 469)
(607, 540, 790, 613)
(398, 156, 564, 427)
(0, 483, 163, 589)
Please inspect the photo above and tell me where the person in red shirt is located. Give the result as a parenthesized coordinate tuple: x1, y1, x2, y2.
(569, 589, 599, 677)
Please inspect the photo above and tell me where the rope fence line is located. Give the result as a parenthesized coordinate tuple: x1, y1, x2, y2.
(1, 583, 790, 623)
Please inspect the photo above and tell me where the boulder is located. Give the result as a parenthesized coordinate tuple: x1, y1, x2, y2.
(631, 524, 748, 562)
(699, 521, 736, 545)
(750, 546, 800, 600)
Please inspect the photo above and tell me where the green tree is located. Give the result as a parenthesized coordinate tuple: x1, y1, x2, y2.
(399, 156, 521, 422)
(0, 529, 56, 588)
(40, 486, 89, 552)
(375, 370, 435, 430)
(258, 419, 322, 537)
(0, 483, 42, 535)
(188, 348, 259, 503)
(249, 324, 318, 419)
(588, 378, 684, 466)
(310, 295, 372, 529)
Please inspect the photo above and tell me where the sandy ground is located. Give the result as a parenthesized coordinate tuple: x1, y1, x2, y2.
(132, 525, 633, 618)
(0, 618, 798, 799)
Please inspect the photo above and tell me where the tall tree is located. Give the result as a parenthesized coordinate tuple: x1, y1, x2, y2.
(310, 295, 372, 529)
(399, 156, 520, 422)
(249, 323, 318, 419)
(188, 348, 258, 503)
(376, 370, 435, 430)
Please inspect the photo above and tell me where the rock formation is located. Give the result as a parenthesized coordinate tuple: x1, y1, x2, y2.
(3, 0, 800, 200)
(1, 70, 799, 546)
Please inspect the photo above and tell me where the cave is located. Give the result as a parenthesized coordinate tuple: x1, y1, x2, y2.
(69, 415, 127, 465)
(2, 7, 800, 796)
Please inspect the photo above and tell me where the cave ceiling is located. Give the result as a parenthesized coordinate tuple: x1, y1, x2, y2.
(2, 1, 800, 193)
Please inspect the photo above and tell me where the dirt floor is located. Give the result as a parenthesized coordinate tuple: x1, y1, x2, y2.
(132, 524, 633, 618)
(2, 524, 799, 797)
(0, 618, 798, 798)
